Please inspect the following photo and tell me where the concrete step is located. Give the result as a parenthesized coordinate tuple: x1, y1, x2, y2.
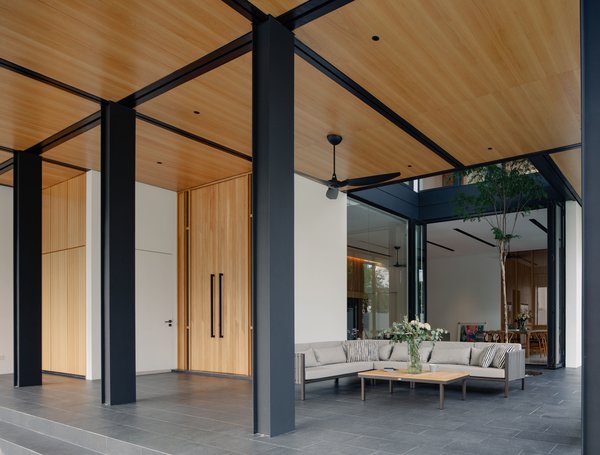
(0, 420, 101, 454)
(0, 406, 167, 455)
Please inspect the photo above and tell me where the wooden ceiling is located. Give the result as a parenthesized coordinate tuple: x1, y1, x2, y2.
(552, 148, 582, 197)
(294, 0, 581, 166)
(0, 0, 582, 198)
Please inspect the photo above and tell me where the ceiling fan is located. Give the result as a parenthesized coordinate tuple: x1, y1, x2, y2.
(319, 134, 400, 199)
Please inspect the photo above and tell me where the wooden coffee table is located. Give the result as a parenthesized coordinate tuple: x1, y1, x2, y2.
(358, 369, 469, 409)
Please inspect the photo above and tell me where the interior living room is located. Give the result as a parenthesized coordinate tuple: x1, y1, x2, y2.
(0, 0, 595, 454)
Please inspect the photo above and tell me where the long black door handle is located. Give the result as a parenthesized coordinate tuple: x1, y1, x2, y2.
(219, 273, 224, 338)
(210, 274, 215, 338)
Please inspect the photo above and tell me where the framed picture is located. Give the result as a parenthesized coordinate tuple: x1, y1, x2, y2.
(457, 322, 486, 342)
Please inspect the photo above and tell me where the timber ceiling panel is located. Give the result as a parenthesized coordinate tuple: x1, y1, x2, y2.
(42, 122, 252, 192)
(0, 162, 83, 189)
(0, 68, 99, 150)
(0, 151, 12, 162)
(137, 54, 252, 156)
(295, 56, 452, 182)
(0, 0, 250, 100)
(551, 147, 581, 197)
(295, 0, 580, 165)
(250, 0, 306, 16)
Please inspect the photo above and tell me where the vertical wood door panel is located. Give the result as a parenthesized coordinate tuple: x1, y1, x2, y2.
(189, 184, 219, 372)
(216, 176, 250, 375)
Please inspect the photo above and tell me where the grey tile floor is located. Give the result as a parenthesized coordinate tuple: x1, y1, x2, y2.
(0, 368, 581, 455)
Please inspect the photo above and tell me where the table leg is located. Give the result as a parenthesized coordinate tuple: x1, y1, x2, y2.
(410, 381, 415, 389)
(462, 379, 466, 400)
(361, 377, 365, 401)
(389, 380, 393, 394)
(439, 384, 445, 409)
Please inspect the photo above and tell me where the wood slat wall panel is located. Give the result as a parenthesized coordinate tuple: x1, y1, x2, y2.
(0, 68, 99, 150)
(41, 174, 86, 376)
(295, 0, 580, 165)
(0, 0, 251, 100)
(552, 148, 582, 197)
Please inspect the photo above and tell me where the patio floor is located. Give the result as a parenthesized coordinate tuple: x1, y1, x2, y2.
(0, 367, 581, 454)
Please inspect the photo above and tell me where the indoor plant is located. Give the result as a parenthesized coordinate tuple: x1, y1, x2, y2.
(383, 317, 447, 373)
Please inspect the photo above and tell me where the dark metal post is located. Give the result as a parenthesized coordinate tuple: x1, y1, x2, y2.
(252, 16, 295, 436)
(101, 101, 136, 405)
(582, 0, 600, 451)
(13, 152, 42, 387)
(408, 219, 416, 320)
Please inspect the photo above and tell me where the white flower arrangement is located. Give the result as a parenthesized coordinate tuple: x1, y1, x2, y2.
(383, 316, 447, 343)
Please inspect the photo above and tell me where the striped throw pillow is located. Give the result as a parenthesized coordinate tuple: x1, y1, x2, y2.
(492, 345, 518, 369)
(478, 344, 497, 368)
(344, 340, 379, 362)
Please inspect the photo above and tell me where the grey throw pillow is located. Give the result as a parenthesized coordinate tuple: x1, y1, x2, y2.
(297, 348, 318, 367)
(470, 347, 484, 366)
(313, 345, 346, 365)
(378, 343, 393, 360)
(429, 346, 471, 365)
(479, 344, 498, 368)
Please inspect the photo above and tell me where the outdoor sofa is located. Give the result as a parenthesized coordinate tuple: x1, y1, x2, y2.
(295, 340, 525, 400)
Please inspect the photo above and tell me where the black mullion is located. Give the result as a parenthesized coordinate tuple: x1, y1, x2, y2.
(295, 39, 464, 168)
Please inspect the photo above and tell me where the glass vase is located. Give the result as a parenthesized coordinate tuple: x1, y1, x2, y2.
(406, 338, 422, 374)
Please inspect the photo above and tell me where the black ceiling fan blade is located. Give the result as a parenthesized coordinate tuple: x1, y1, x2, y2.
(340, 172, 401, 188)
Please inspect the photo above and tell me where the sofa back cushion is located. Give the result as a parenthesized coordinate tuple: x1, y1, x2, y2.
(378, 343, 393, 361)
(313, 345, 347, 365)
(298, 348, 318, 367)
(344, 340, 379, 362)
(390, 343, 432, 362)
(430, 346, 471, 365)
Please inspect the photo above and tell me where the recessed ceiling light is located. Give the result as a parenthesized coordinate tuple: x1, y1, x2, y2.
(193, 110, 200, 115)
(487, 147, 493, 150)
(407, 164, 413, 168)
(371, 35, 380, 41)
(156, 161, 163, 165)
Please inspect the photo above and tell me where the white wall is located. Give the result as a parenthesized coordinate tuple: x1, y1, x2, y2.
(565, 201, 582, 368)
(135, 182, 177, 373)
(294, 175, 347, 343)
(0, 187, 13, 375)
(427, 252, 501, 339)
(86, 171, 102, 379)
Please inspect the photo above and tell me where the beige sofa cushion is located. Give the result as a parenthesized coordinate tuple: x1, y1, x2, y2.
(378, 343, 393, 361)
(313, 345, 346, 365)
(432, 363, 505, 379)
(298, 348, 318, 367)
(373, 360, 408, 370)
(430, 346, 471, 365)
(390, 343, 432, 362)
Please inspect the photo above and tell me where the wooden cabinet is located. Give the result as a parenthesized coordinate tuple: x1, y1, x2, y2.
(185, 175, 250, 375)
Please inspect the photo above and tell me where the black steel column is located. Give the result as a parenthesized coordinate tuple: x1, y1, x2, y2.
(101, 101, 136, 405)
(13, 152, 42, 387)
(252, 16, 295, 436)
(408, 219, 416, 320)
(582, 0, 600, 451)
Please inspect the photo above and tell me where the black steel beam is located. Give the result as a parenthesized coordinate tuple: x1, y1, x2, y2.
(24, 111, 101, 156)
(13, 152, 42, 387)
(221, 0, 267, 21)
(278, 0, 354, 29)
(295, 39, 464, 168)
(101, 102, 136, 405)
(0, 58, 103, 104)
(136, 113, 251, 162)
(40, 157, 88, 173)
(252, 16, 295, 437)
(0, 158, 14, 175)
(0, 146, 17, 153)
(582, 0, 600, 451)
(530, 154, 581, 204)
(119, 33, 252, 108)
(453, 228, 495, 248)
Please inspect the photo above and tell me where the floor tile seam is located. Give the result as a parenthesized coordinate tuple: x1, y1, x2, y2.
(0, 436, 43, 455)
(0, 419, 105, 455)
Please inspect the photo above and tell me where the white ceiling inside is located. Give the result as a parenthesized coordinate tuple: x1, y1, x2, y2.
(427, 209, 548, 259)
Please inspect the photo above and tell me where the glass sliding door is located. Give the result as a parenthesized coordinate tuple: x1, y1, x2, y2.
(347, 198, 409, 339)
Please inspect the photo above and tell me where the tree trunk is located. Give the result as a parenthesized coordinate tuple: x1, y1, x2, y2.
(500, 254, 508, 341)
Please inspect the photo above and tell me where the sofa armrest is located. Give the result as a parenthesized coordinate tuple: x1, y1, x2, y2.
(295, 353, 306, 385)
(506, 349, 525, 381)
